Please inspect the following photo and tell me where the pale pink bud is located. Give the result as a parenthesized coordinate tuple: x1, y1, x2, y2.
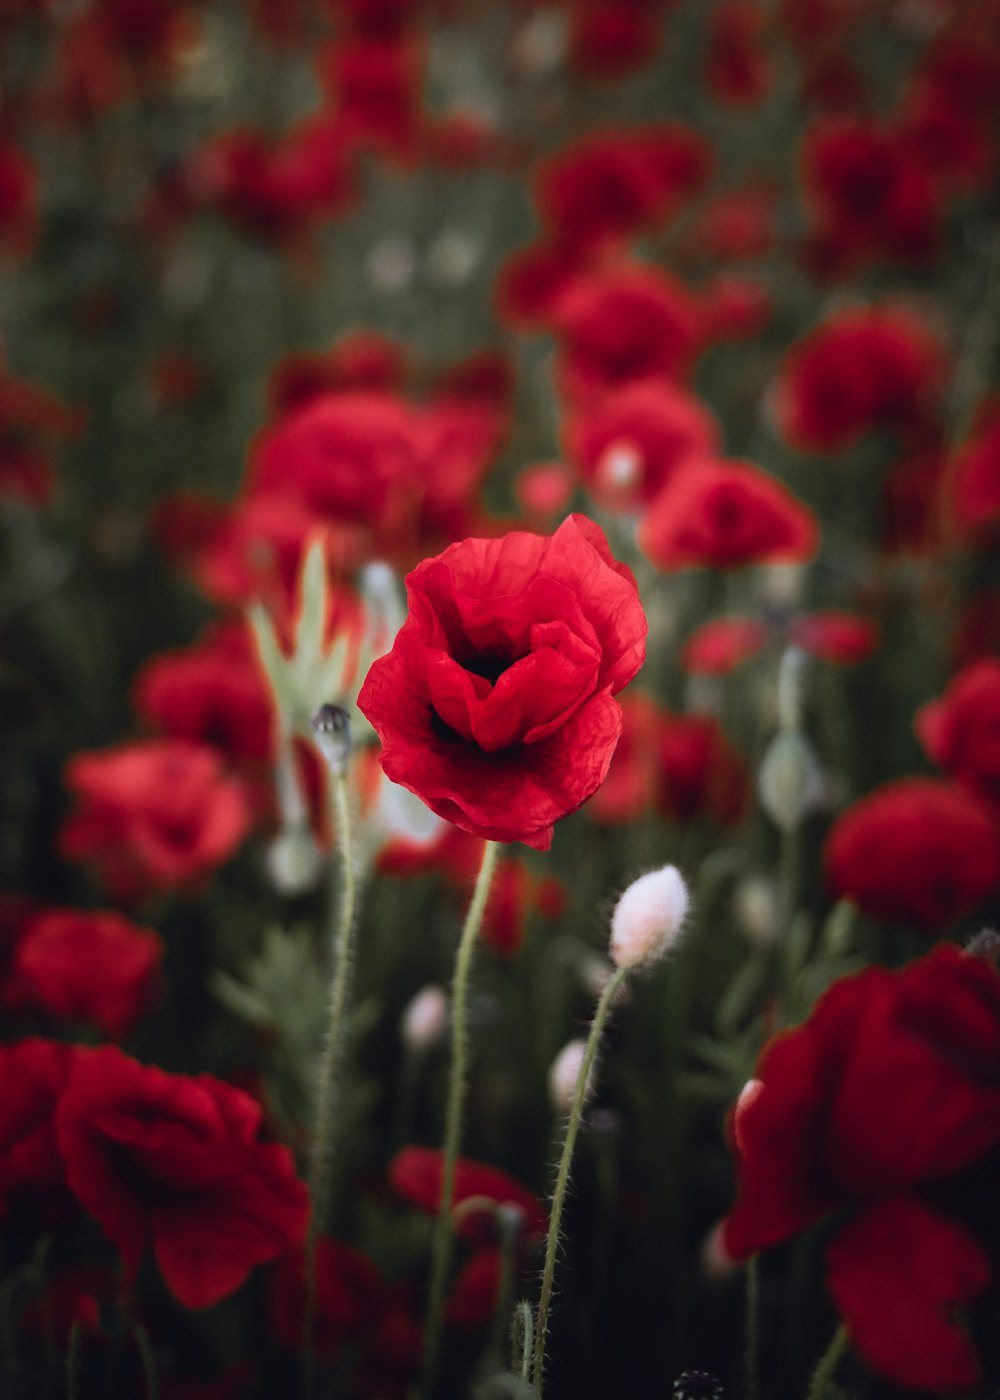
(400, 984, 448, 1052)
(548, 1039, 594, 1114)
(700, 1220, 740, 1282)
(609, 865, 689, 970)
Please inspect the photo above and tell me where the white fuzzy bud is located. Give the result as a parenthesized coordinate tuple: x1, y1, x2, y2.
(609, 865, 689, 970)
(400, 984, 448, 1053)
(547, 1039, 593, 1114)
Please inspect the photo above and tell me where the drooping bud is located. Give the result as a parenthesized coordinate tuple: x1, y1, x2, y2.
(311, 704, 351, 776)
(609, 864, 689, 971)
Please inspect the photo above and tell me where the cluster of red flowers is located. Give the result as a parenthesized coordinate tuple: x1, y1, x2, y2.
(4, 0, 1000, 1396)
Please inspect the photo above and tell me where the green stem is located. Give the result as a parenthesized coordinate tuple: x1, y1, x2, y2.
(132, 1322, 158, 1400)
(421, 838, 500, 1398)
(533, 965, 629, 1397)
(65, 1321, 81, 1400)
(805, 1323, 849, 1400)
(304, 765, 359, 1393)
(744, 1256, 759, 1400)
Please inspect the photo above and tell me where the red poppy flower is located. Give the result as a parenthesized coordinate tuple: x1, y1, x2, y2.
(57, 1047, 309, 1309)
(788, 611, 879, 665)
(824, 778, 1000, 929)
(266, 332, 407, 416)
(358, 515, 647, 849)
(656, 708, 750, 825)
(681, 618, 769, 675)
(0, 140, 37, 257)
(826, 1197, 989, 1392)
(774, 305, 947, 453)
(132, 621, 274, 767)
(801, 119, 942, 270)
(552, 266, 704, 402)
(563, 382, 719, 514)
(568, 1, 664, 83)
(706, 2, 772, 107)
(638, 459, 819, 571)
(388, 1145, 547, 1242)
(8, 909, 163, 1040)
(916, 659, 1000, 807)
(723, 944, 1000, 1389)
(493, 239, 594, 331)
(949, 413, 1000, 542)
(268, 1236, 385, 1361)
(0, 1038, 77, 1216)
(60, 739, 253, 903)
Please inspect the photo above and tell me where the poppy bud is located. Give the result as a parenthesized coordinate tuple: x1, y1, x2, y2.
(609, 864, 689, 970)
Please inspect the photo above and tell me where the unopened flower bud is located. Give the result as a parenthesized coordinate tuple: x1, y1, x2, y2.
(609, 865, 689, 970)
(400, 984, 448, 1053)
(699, 1220, 740, 1282)
(547, 1039, 593, 1114)
(733, 876, 778, 948)
(311, 704, 351, 776)
(757, 730, 823, 831)
(266, 823, 323, 895)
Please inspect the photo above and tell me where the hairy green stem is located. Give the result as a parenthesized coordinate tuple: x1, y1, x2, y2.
(304, 765, 359, 1394)
(805, 1323, 848, 1400)
(533, 965, 628, 1396)
(421, 838, 499, 1397)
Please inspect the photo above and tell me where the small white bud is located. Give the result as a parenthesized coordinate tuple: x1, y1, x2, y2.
(700, 1220, 740, 1282)
(757, 730, 824, 831)
(733, 876, 778, 948)
(400, 984, 448, 1053)
(266, 823, 324, 895)
(609, 865, 689, 971)
(548, 1039, 593, 1114)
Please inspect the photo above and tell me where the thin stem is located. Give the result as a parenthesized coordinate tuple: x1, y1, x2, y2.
(132, 1322, 158, 1400)
(304, 764, 359, 1394)
(421, 838, 500, 1398)
(805, 1323, 849, 1400)
(533, 966, 628, 1397)
(65, 1321, 81, 1400)
(744, 1256, 759, 1400)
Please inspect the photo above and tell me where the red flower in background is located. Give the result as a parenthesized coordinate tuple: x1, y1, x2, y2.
(588, 695, 749, 827)
(788, 611, 879, 664)
(57, 1048, 309, 1309)
(132, 621, 274, 767)
(268, 1236, 385, 1362)
(8, 909, 163, 1039)
(638, 459, 819, 571)
(682, 618, 769, 676)
(802, 119, 942, 272)
(0, 140, 37, 258)
(388, 1145, 548, 1242)
(563, 381, 719, 514)
(358, 515, 646, 849)
(774, 304, 947, 453)
(534, 125, 711, 254)
(0, 1038, 76, 1217)
(60, 739, 253, 903)
(552, 266, 704, 402)
(267, 331, 407, 416)
(706, 2, 772, 107)
(916, 659, 1000, 807)
(824, 778, 1000, 929)
(948, 413, 1000, 543)
(724, 944, 1000, 1390)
